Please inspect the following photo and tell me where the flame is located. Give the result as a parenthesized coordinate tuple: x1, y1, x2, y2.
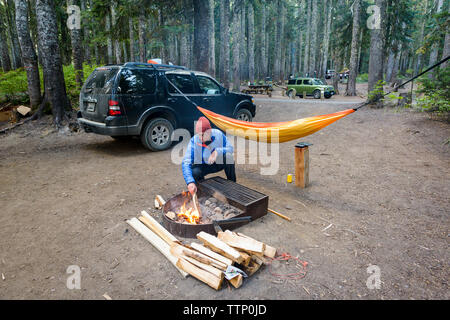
(177, 193, 200, 224)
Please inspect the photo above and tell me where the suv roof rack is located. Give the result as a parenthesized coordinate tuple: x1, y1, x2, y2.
(123, 62, 187, 70)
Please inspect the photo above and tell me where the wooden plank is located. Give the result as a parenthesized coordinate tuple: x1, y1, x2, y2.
(217, 231, 264, 253)
(267, 208, 291, 221)
(176, 258, 223, 290)
(197, 231, 244, 264)
(126, 218, 188, 278)
(139, 211, 180, 245)
(190, 242, 234, 266)
(244, 256, 264, 276)
(237, 250, 251, 267)
(236, 232, 277, 258)
(229, 274, 243, 288)
(171, 244, 227, 271)
(295, 146, 309, 188)
(181, 256, 224, 279)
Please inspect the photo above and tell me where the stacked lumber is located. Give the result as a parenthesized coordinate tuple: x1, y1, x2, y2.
(127, 203, 277, 290)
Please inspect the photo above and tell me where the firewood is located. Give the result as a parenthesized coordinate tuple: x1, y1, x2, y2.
(236, 232, 277, 258)
(176, 258, 223, 290)
(237, 250, 251, 267)
(126, 218, 188, 278)
(228, 274, 243, 288)
(244, 256, 264, 276)
(139, 211, 180, 245)
(217, 231, 264, 253)
(181, 256, 224, 279)
(155, 195, 166, 209)
(197, 231, 244, 264)
(170, 244, 227, 271)
(190, 242, 233, 266)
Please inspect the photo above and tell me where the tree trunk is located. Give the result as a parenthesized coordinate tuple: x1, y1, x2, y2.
(441, 32, 450, 70)
(209, 0, 215, 76)
(368, 0, 386, 101)
(67, 0, 84, 88)
(6, 0, 22, 69)
(309, 0, 318, 77)
(0, 13, 12, 72)
(415, 0, 429, 75)
(346, 0, 360, 96)
(138, 12, 145, 62)
(239, 4, 246, 81)
(390, 43, 402, 85)
(193, 0, 210, 73)
(223, 0, 230, 88)
(322, 0, 332, 78)
(111, 2, 122, 64)
(248, 3, 255, 83)
(129, 17, 134, 61)
(279, 1, 285, 81)
(428, 0, 444, 78)
(80, 0, 91, 65)
(106, 12, 113, 64)
(260, 3, 266, 78)
(303, 0, 311, 75)
(14, 0, 41, 108)
(231, 0, 241, 91)
(219, 0, 225, 81)
(36, 0, 69, 126)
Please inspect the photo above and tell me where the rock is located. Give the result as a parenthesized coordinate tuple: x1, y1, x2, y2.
(208, 197, 217, 203)
(213, 207, 223, 215)
(166, 211, 176, 220)
(204, 200, 211, 206)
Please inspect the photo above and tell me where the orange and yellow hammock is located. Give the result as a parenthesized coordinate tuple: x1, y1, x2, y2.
(197, 106, 355, 143)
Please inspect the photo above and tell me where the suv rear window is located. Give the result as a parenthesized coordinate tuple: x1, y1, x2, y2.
(84, 68, 118, 93)
(118, 69, 156, 94)
(288, 79, 296, 85)
(166, 74, 195, 94)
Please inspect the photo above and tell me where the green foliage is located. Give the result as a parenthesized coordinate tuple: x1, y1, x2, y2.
(415, 66, 450, 115)
(356, 73, 368, 83)
(0, 63, 98, 108)
(368, 80, 386, 102)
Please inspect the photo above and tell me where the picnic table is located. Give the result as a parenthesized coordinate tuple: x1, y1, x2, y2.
(241, 84, 273, 97)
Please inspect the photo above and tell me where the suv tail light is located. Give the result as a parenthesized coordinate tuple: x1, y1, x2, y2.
(108, 100, 121, 116)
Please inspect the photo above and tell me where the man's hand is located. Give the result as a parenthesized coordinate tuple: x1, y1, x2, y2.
(208, 150, 218, 164)
(188, 183, 197, 195)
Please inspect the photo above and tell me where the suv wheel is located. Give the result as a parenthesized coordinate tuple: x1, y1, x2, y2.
(313, 90, 321, 99)
(140, 118, 174, 151)
(235, 108, 253, 122)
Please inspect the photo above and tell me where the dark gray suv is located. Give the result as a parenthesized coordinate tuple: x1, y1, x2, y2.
(77, 62, 256, 151)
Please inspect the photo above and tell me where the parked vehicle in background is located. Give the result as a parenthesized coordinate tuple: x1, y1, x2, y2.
(77, 62, 256, 151)
(339, 69, 349, 79)
(325, 69, 336, 79)
(286, 77, 335, 99)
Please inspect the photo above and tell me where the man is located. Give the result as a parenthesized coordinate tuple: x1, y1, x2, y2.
(182, 116, 236, 195)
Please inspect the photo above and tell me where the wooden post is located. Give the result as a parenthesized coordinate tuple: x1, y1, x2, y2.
(294, 142, 312, 188)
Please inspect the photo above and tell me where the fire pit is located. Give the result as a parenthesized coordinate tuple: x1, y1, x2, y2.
(162, 177, 269, 238)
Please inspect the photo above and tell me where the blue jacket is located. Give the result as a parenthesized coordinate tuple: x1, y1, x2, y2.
(182, 129, 234, 185)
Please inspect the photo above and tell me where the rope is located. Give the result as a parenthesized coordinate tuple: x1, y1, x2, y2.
(353, 54, 450, 111)
(266, 252, 308, 280)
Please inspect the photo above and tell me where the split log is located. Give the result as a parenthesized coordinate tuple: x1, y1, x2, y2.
(244, 256, 264, 276)
(139, 211, 180, 245)
(190, 242, 233, 266)
(236, 232, 277, 258)
(181, 256, 224, 279)
(217, 230, 264, 253)
(237, 250, 251, 267)
(229, 274, 243, 288)
(197, 231, 244, 264)
(176, 258, 223, 290)
(170, 244, 227, 271)
(126, 218, 188, 278)
(155, 195, 166, 209)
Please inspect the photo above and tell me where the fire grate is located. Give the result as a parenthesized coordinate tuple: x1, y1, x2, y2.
(162, 177, 269, 238)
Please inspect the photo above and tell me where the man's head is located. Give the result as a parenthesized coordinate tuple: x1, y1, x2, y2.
(195, 116, 212, 142)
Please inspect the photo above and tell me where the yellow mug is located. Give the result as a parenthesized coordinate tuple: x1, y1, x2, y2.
(287, 174, 293, 183)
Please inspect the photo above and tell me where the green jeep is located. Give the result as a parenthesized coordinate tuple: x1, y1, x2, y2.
(286, 78, 335, 99)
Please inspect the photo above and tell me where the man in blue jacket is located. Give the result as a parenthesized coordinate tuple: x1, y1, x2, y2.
(182, 116, 236, 195)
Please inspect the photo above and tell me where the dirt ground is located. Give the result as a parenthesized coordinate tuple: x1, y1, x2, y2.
(0, 87, 449, 300)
